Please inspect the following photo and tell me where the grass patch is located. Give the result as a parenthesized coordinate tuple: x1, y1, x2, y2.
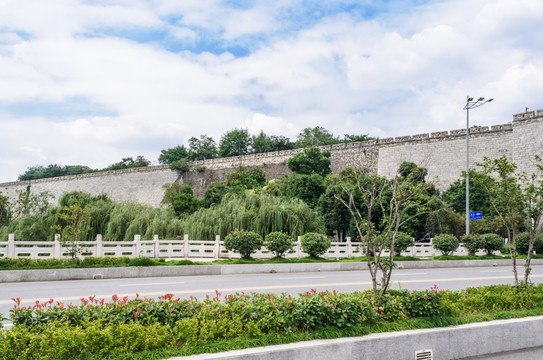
(0, 252, 518, 270)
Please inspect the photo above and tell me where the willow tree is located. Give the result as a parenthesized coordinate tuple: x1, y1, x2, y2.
(330, 166, 436, 298)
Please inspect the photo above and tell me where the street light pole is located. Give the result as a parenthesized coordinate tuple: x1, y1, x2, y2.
(464, 96, 493, 235)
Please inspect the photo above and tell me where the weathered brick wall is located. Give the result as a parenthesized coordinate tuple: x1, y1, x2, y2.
(1, 110, 542, 207)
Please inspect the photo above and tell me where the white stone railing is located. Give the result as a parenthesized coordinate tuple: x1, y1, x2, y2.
(0, 234, 486, 260)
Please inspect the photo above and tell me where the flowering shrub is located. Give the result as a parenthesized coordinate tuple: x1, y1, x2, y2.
(432, 234, 459, 256)
(265, 232, 294, 258)
(300, 232, 331, 257)
(224, 229, 264, 259)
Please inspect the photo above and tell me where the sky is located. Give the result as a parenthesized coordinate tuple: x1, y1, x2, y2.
(0, 0, 542, 183)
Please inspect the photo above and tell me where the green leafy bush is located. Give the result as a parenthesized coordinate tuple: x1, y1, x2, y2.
(8, 284, 543, 359)
(170, 159, 191, 172)
(300, 232, 331, 257)
(432, 234, 459, 256)
(461, 234, 480, 255)
(384, 231, 414, 256)
(265, 232, 294, 258)
(477, 233, 504, 255)
(516, 232, 543, 255)
(224, 229, 263, 259)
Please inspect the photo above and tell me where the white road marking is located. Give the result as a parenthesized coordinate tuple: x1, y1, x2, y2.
(120, 282, 186, 287)
(394, 273, 428, 276)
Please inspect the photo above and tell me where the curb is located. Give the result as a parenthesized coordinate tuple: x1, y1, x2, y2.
(2, 259, 543, 283)
(169, 316, 543, 360)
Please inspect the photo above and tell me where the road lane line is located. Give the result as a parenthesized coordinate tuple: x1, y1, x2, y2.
(120, 282, 186, 287)
(1, 274, 542, 306)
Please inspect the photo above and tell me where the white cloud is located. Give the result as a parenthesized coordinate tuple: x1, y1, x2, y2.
(1, 0, 543, 182)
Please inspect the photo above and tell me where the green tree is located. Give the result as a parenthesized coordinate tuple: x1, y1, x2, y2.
(295, 126, 339, 148)
(0, 192, 11, 227)
(331, 166, 436, 299)
(12, 188, 53, 218)
(269, 135, 294, 151)
(18, 164, 90, 180)
(105, 156, 150, 171)
(202, 182, 229, 208)
(158, 145, 189, 164)
(317, 186, 353, 241)
(342, 134, 376, 143)
(286, 173, 326, 208)
(442, 175, 494, 215)
(287, 146, 331, 177)
(219, 129, 252, 157)
(472, 156, 523, 285)
(162, 183, 200, 217)
(55, 203, 91, 259)
(517, 155, 543, 283)
(251, 130, 272, 154)
(188, 135, 217, 160)
(226, 167, 266, 191)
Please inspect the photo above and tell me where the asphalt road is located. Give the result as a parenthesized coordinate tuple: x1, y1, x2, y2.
(2, 264, 543, 323)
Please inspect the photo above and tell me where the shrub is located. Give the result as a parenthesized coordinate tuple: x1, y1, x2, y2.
(461, 234, 480, 255)
(516, 232, 543, 255)
(385, 231, 414, 256)
(170, 159, 191, 172)
(432, 234, 459, 256)
(265, 232, 294, 258)
(224, 229, 263, 259)
(300, 232, 331, 258)
(477, 233, 504, 255)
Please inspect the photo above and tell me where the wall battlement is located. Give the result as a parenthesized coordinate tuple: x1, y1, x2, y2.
(1, 110, 542, 207)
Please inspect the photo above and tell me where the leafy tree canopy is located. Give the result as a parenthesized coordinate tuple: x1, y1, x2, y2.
(104, 156, 150, 171)
(188, 135, 217, 161)
(19, 164, 90, 181)
(287, 146, 331, 177)
(295, 126, 340, 148)
(158, 145, 189, 164)
(219, 128, 252, 157)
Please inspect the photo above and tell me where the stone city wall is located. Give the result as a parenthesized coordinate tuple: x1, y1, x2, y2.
(1, 110, 542, 207)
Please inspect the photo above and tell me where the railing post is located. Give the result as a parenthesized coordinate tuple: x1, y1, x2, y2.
(153, 234, 159, 259)
(96, 234, 103, 257)
(183, 234, 189, 259)
(215, 235, 221, 259)
(54, 234, 62, 259)
(296, 236, 302, 258)
(7, 234, 15, 258)
(133, 235, 141, 258)
(346, 237, 352, 258)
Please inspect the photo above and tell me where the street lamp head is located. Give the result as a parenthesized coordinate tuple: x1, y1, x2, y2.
(468, 97, 474, 101)
(478, 97, 485, 101)
(488, 98, 494, 102)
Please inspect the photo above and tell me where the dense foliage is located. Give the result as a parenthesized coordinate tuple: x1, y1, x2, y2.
(224, 229, 264, 259)
(300, 232, 331, 257)
(432, 234, 459, 255)
(2, 284, 542, 359)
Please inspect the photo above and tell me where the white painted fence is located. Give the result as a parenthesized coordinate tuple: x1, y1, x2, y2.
(0, 234, 480, 260)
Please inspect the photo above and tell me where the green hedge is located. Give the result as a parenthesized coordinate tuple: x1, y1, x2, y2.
(4, 284, 543, 359)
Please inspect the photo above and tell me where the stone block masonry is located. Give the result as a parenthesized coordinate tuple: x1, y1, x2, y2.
(1, 110, 542, 207)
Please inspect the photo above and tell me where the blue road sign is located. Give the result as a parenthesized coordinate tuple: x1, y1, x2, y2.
(470, 211, 483, 220)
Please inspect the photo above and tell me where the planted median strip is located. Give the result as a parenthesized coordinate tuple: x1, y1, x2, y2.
(2, 284, 543, 359)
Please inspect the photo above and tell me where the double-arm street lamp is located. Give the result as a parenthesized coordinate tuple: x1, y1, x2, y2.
(464, 96, 493, 235)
